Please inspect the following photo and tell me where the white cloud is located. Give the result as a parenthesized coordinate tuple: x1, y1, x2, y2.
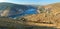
(0, 0, 6, 2)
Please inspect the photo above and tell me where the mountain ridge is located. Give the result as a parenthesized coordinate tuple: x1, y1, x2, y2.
(0, 2, 38, 19)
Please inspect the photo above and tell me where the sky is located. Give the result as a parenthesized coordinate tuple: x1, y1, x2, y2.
(0, 0, 60, 5)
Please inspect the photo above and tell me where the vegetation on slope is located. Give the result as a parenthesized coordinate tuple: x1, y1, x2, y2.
(18, 3, 60, 29)
(0, 2, 60, 29)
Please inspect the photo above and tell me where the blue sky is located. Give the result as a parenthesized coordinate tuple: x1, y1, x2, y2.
(0, 0, 60, 5)
(39, 0, 60, 5)
(6, 0, 39, 5)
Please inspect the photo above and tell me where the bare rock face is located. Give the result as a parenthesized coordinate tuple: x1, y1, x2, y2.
(1, 7, 10, 17)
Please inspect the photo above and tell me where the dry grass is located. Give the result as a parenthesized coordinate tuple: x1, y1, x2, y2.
(22, 13, 60, 29)
(20, 3, 60, 29)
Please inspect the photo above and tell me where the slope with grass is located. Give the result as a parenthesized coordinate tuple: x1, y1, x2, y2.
(19, 3, 60, 29)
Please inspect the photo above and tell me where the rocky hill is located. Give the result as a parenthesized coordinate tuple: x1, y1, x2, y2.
(0, 2, 60, 29)
(0, 2, 37, 19)
(19, 3, 60, 29)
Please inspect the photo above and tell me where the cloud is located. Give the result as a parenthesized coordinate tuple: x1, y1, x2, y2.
(0, 0, 6, 2)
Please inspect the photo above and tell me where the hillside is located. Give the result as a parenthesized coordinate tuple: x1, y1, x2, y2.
(19, 3, 60, 29)
(0, 2, 60, 29)
(0, 17, 58, 29)
(0, 2, 37, 19)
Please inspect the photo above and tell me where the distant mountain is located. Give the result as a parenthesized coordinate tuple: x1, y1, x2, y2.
(0, 2, 38, 19)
